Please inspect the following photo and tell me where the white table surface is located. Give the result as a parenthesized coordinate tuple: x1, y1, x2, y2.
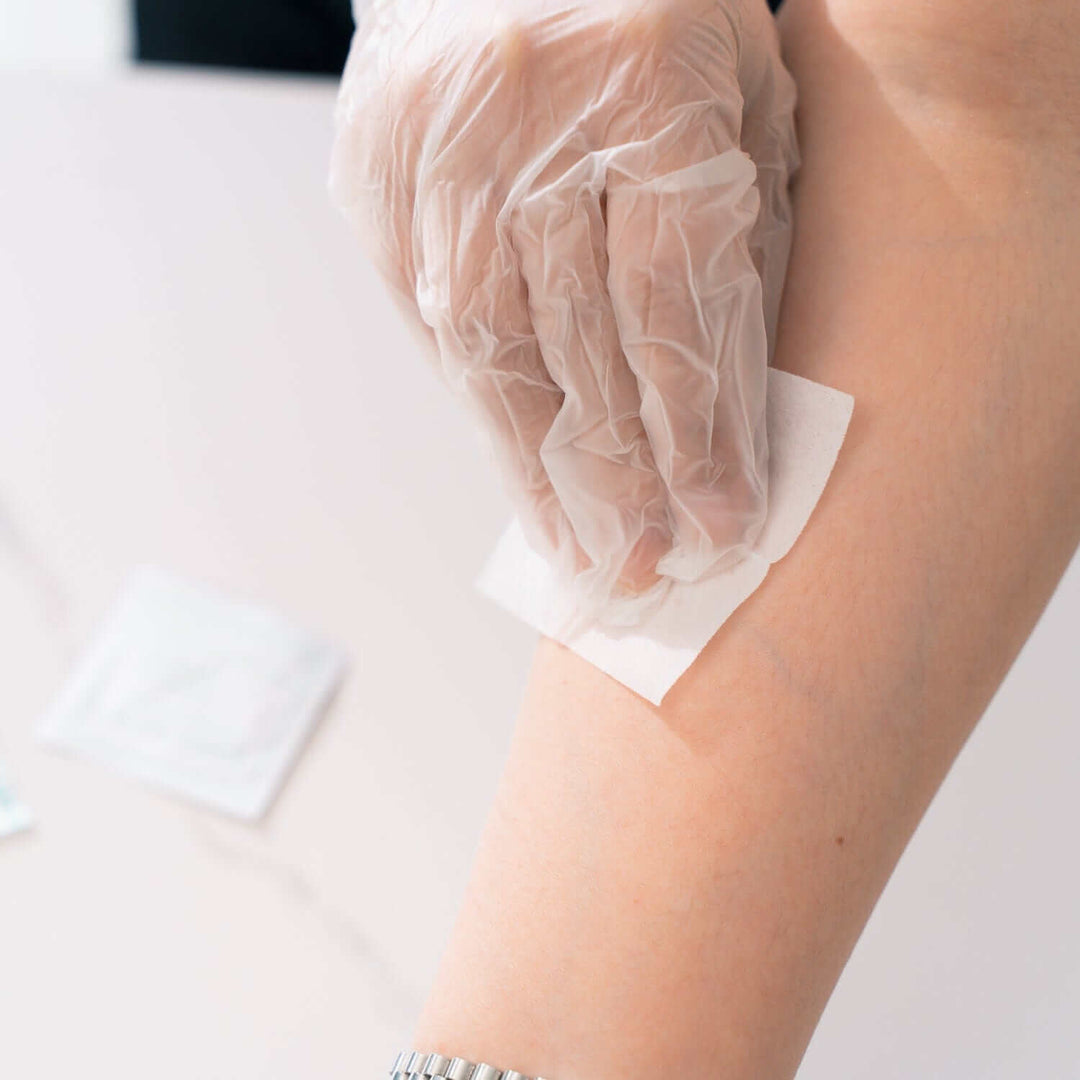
(1, 68, 1077, 1080)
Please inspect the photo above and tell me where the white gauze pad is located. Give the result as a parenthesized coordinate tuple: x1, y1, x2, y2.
(38, 565, 348, 820)
(477, 368, 855, 705)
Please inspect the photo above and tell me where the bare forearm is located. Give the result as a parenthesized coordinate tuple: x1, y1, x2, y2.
(410, 5, 1080, 1078)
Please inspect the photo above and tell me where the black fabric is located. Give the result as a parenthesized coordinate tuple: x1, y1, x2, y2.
(133, 0, 354, 76)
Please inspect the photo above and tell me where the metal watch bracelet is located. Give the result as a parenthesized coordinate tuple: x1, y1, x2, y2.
(389, 1050, 552, 1080)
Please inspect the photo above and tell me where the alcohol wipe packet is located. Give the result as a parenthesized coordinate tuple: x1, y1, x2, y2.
(0, 765, 33, 839)
(38, 566, 348, 820)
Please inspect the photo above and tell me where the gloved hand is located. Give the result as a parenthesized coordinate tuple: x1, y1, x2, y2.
(330, 0, 798, 621)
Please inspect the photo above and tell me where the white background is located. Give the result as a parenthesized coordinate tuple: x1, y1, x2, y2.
(0, 0, 130, 69)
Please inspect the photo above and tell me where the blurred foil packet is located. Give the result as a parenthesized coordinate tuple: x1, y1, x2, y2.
(0, 765, 33, 839)
(38, 565, 348, 820)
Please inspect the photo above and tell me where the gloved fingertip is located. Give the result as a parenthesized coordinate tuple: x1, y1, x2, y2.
(614, 527, 671, 595)
(492, 17, 530, 74)
(622, 1, 673, 52)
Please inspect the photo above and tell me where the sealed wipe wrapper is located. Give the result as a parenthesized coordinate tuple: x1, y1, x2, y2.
(37, 567, 348, 821)
(330, 0, 800, 623)
(0, 765, 33, 839)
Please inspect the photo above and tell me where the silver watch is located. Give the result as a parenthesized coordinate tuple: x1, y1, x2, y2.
(389, 1050, 551, 1080)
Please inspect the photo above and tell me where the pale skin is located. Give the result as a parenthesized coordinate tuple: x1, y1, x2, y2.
(410, 2, 1080, 1077)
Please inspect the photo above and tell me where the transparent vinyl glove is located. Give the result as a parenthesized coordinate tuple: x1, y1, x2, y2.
(329, 0, 799, 626)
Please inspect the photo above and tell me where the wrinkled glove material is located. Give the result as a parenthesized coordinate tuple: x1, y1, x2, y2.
(330, 0, 799, 626)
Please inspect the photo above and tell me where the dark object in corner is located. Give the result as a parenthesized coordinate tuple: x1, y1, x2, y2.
(133, 0, 354, 76)
(134, 0, 782, 77)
